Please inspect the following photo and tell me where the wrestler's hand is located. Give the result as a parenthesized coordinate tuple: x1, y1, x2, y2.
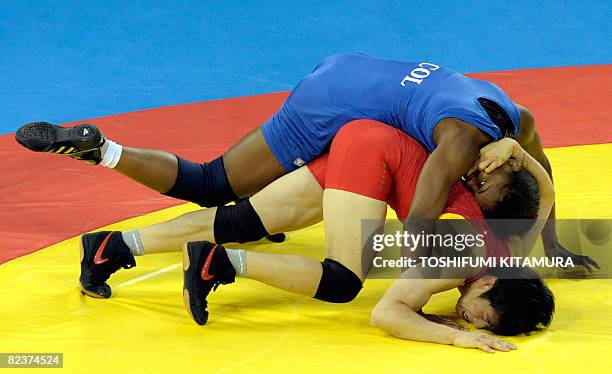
(477, 138, 523, 173)
(544, 240, 600, 273)
(419, 313, 467, 331)
(452, 331, 517, 353)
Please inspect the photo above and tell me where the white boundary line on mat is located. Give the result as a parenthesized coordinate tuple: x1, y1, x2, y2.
(114, 262, 181, 289)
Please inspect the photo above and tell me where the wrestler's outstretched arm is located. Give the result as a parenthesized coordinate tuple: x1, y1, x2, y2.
(371, 271, 516, 353)
(514, 105, 599, 270)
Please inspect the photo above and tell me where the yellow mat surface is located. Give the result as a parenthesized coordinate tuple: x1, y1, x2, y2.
(1, 144, 611, 373)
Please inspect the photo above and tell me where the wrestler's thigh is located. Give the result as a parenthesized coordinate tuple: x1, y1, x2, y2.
(323, 188, 387, 280)
(250, 166, 324, 234)
(223, 127, 287, 197)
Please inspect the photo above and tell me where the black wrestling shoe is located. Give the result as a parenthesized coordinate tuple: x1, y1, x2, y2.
(15, 121, 104, 164)
(183, 241, 236, 325)
(79, 231, 136, 299)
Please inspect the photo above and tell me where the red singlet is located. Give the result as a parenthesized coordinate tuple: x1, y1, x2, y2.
(306, 119, 510, 266)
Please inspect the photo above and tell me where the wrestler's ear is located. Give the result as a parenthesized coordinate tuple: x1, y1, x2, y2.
(506, 158, 522, 172)
(475, 276, 496, 292)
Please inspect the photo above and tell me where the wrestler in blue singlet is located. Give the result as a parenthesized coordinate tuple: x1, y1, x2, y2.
(261, 53, 521, 171)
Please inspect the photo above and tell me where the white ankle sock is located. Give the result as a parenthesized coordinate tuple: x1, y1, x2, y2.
(226, 248, 247, 277)
(122, 229, 144, 256)
(100, 139, 123, 168)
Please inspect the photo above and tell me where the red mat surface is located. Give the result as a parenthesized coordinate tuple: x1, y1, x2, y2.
(474, 65, 612, 147)
(1, 65, 611, 264)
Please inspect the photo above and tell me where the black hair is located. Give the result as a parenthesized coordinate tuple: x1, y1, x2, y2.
(478, 97, 517, 138)
(483, 168, 540, 238)
(480, 267, 555, 336)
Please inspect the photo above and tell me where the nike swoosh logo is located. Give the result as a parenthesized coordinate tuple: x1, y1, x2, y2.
(93, 232, 114, 265)
(200, 244, 219, 281)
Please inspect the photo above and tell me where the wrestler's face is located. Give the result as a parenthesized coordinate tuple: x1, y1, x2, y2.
(455, 277, 499, 329)
(464, 159, 521, 211)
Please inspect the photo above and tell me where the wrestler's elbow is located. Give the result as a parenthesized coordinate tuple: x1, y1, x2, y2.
(370, 301, 391, 329)
(371, 298, 405, 330)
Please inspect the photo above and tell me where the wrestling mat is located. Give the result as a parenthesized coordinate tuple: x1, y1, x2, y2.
(1, 66, 611, 372)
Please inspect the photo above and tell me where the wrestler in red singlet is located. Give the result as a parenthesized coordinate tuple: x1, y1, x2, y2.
(307, 119, 510, 270)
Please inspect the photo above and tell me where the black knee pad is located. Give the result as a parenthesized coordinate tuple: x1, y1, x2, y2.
(314, 259, 362, 303)
(214, 198, 269, 244)
(162, 156, 238, 207)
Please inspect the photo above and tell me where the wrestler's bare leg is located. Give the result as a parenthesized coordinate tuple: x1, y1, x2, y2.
(117, 127, 285, 197)
(17, 123, 286, 200)
(242, 189, 387, 296)
(138, 166, 323, 254)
